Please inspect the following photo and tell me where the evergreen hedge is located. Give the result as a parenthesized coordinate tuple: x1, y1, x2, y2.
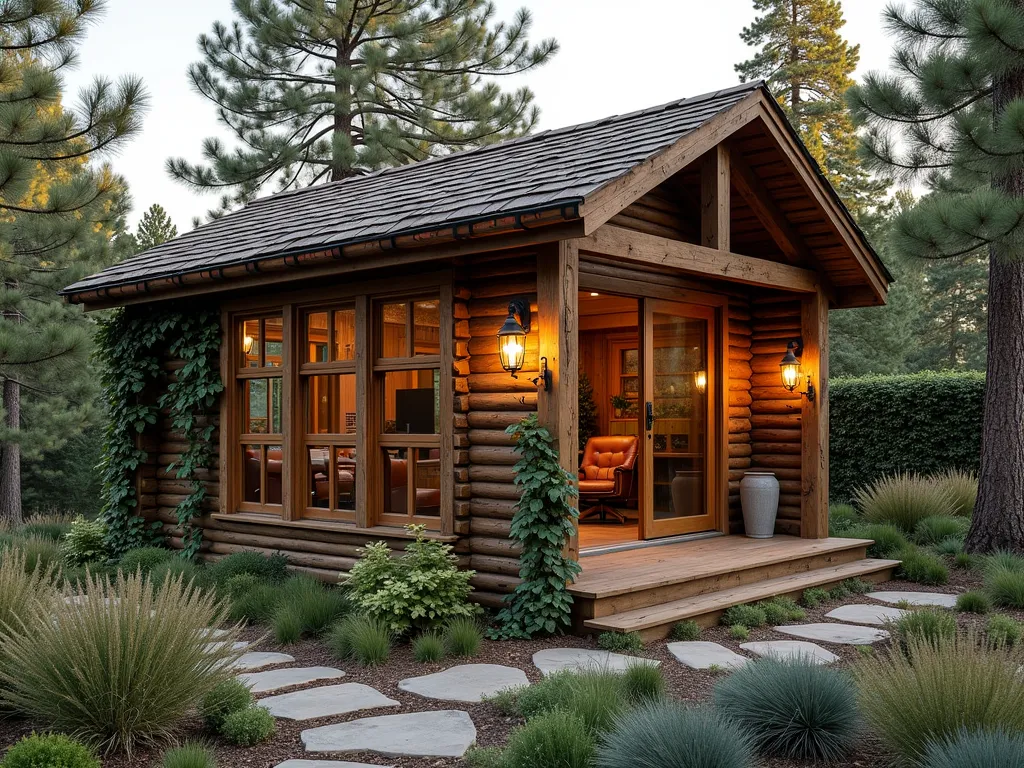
(830, 372, 984, 502)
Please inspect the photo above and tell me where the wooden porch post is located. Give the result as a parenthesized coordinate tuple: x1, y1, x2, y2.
(701, 145, 731, 251)
(800, 289, 829, 538)
(537, 240, 580, 559)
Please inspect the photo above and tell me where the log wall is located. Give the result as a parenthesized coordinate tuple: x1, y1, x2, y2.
(727, 296, 753, 533)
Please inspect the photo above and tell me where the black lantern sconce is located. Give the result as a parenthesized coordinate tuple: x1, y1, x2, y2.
(779, 340, 815, 402)
(496, 298, 552, 391)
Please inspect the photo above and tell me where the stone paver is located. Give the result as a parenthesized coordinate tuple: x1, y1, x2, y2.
(239, 666, 345, 694)
(276, 762, 394, 768)
(867, 591, 958, 608)
(532, 648, 660, 676)
(666, 641, 749, 670)
(825, 604, 909, 626)
(775, 622, 889, 645)
(398, 664, 529, 703)
(301, 710, 476, 758)
(259, 683, 399, 721)
(199, 628, 230, 639)
(233, 652, 296, 671)
(741, 640, 838, 665)
(206, 640, 250, 653)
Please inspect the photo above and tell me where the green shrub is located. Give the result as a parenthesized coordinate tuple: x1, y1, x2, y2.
(758, 597, 805, 625)
(845, 522, 909, 558)
(596, 701, 755, 768)
(443, 616, 482, 657)
(986, 565, 1024, 608)
(954, 552, 976, 570)
(10, 534, 62, 574)
(0, 548, 56, 644)
(934, 537, 965, 556)
(345, 525, 477, 633)
(844, 578, 874, 594)
(19, 517, 73, 542)
(729, 624, 750, 641)
(922, 728, 1024, 768)
(219, 706, 275, 746)
(721, 604, 766, 629)
(1, 733, 99, 768)
(987, 614, 1023, 647)
(228, 581, 281, 624)
(886, 608, 957, 650)
(465, 746, 506, 768)
(898, 547, 949, 585)
(915, 516, 970, 546)
(983, 550, 1024, 574)
(669, 620, 700, 641)
(622, 663, 665, 705)
(503, 710, 594, 768)
(802, 587, 831, 608)
(828, 503, 861, 535)
(854, 472, 956, 533)
(328, 613, 392, 666)
(149, 558, 205, 589)
(715, 657, 858, 761)
(0, 571, 241, 753)
(412, 631, 445, 663)
(224, 572, 261, 598)
(207, 551, 289, 586)
(200, 678, 254, 731)
(117, 547, 173, 576)
(955, 591, 991, 614)
(597, 631, 643, 654)
(854, 631, 1024, 762)
(277, 576, 349, 636)
(931, 467, 978, 517)
(161, 742, 218, 768)
(60, 516, 109, 566)
(511, 668, 626, 735)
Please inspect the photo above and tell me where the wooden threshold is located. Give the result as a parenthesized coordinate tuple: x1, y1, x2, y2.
(580, 529, 721, 558)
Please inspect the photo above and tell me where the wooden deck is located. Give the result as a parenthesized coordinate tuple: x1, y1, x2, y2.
(569, 534, 899, 639)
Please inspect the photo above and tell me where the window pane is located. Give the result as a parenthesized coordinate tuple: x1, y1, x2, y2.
(243, 444, 261, 502)
(334, 447, 357, 511)
(306, 374, 356, 434)
(333, 308, 356, 361)
(264, 317, 283, 367)
(413, 447, 441, 516)
(382, 369, 439, 434)
(413, 299, 440, 356)
(246, 379, 268, 433)
(381, 302, 407, 358)
(266, 445, 283, 504)
(307, 446, 330, 508)
(383, 447, 408, 515)
(306, 446, 357, 516)
(271, 378, 283, 433)
(242, 319, 260, 368)
(306, 312, 329, 363)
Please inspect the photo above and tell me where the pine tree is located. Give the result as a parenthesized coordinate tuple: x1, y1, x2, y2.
(849, 0, 1024, 552)
(577, 371, 598, 451)
(134, 203, 177, 253)
(912, 254, 988, 371)
(736, 0, 888, 217)
(0, 2, 147, 522)
(169, 0, 558, 218)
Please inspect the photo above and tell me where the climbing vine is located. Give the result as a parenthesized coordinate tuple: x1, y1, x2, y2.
(493, 414, 581, 639)
(95, 308, 223, 559)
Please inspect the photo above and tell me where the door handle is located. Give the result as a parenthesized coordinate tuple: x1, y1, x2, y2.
(646, 401, 654, 431)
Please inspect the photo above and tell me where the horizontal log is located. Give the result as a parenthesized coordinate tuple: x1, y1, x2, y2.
(728, 432, 751, 444)
(751, 386, 800, 401)
(729, 407, 751, 419)
(728, 379, 752, 391)
(468, 333, 539, 356)
(156, 494, 219, 510)
(469, 446, 520, 466)
(775, 519, 801, 536)
(470, 554, 522, 576)
(777, 505, 802, 520)
(470, 590, 508, 609)
(728, 418, 751, 433)
(467, 393, 538, 411)
(729, 360, 752, 379)
(469, 465, 518, 484)
(470, 353, 539, 375)
(728, 443, 752, 458)
(729, 391, 752, 407)
(750, 414, 801, 429)
(750, 428, 801, 442)
(752, 442, 802, 455)
(467, 374, 538, 393)
(470, 498, 519, 519)
(728, 346, 753, 362)
(206, 539, 358, 572)
(468, 429, 517, 446)
(467, 411, 527, 430)
(470, 482, 522, 500)
(162, 524, 367, 559)
(468, 296, 537, 320)
(470, 572, 521, 594)
(469, 536, 522, 557)
(750, 400, 801, 415)
(728, 458, 752, 470)
(470, 517, 512, 537)
(728, 333, 751, 347)
(751, 454, 802, 469)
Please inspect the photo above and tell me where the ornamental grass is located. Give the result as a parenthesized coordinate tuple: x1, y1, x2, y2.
(922, 728, 1024, 768)
(930, 468, 978, 517)
(0, 571, 242, 755)
(854, 472, 956, 533)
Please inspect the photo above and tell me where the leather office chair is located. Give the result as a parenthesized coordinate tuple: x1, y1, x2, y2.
(578, 435, 639, 523)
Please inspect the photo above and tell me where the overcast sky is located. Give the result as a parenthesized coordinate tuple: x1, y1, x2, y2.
(62, 0, 896, 231)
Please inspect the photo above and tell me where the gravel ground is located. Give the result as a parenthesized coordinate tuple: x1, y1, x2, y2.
(0, 567, 1015, 768)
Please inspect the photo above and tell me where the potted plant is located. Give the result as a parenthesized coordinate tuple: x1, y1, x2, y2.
(610, 394, 635, 419)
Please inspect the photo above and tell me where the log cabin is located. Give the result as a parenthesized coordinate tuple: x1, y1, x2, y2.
(61, 81, 900, 638)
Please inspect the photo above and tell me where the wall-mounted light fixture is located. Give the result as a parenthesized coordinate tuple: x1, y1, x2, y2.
(496, 298, 552, 390)
(779, 340, 815, 402)
(693, 370, 707, 395)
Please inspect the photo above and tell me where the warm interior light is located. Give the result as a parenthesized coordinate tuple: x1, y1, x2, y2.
(694, 370, 707, 395)
(243, 335, 255, 355)
(780, 341, 802, 392)
(590, 292, 600, 297)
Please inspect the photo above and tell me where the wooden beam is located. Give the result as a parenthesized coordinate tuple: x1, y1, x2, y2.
(800, 289, 828, 539)
(537, 240, 580, 559)
(701, 145, 730, 251)
(579, 225, 822, 294)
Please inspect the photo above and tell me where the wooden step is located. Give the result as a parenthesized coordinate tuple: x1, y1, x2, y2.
(583, 558, 900, 641)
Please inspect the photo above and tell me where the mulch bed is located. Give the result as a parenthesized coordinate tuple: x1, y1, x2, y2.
(0, 567, 1016, 768)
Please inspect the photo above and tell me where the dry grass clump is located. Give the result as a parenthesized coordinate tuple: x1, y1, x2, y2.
(854, 472, 956, 533)
(930, 468, 978, 517)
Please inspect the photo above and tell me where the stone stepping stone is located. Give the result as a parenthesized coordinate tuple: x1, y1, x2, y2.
(533, 648, 660, 676)
(239, 666, 345, 694)
(301, 710, 476, 758)
(260, 683, 399, 721)
(276, 762, 394, 768)
(398, 663, 529, 703)
(666, 641, 749, 670)
(775, 623, 889, 645)
(206, 640, 249, 653)
(199, 628, 230, 639)
(867, 591, 958, 608)
(234, 652, 296, 671)
(741, 640, 838, 665)
(826, 604, 909, 626)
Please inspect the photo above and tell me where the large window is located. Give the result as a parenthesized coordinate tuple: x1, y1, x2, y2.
(237, 315, 284, 511)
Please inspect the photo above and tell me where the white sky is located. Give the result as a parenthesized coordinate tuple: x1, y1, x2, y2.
(62, 0, 896, 231)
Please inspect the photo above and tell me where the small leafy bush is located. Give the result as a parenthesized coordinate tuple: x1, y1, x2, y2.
(220, 706, 275, 746)
(669, 620, 700, 641)
(596, 701, 755, 768)
(208, 551, 289, 586)
(1, 733, 99, 768)
(200, 678, 254, 730)
(898, 547, 949, 585)
(987, 614, 1023, 647)
(412, 631, 445, 663)
(828, 503, 861, 534)
(597, 631, 643, 654)
(931, 468, 977, 517)
(842, 578, 873, 594)
(729, 624, 750, 641)
(934, 537, 965, 556)
(855, 631, 1024, 762)
(915, 516, 970, 546)
(721, 604, 766, 629)
(854, 472, 956, 533)
(443, 616, 482, 657)
(117, 547, 173, 576)
(758, 596, 805, 624)
(503, 710, 594, 768)
(715, 657, 857, 761)
(622, 663, 665, 705)
(60, 516, 109, 566)
(922, 728, 1024, 768)
(986, 565, 1024, 608)
(802, 587, 831, 608)
(955, 591, 991, 614)
(161, 743, 218, 768)
(846, 522, 910, 559)
(346, 525, 477, 633)
(328, 613, 392, 666)
(886, 608, 957, 650)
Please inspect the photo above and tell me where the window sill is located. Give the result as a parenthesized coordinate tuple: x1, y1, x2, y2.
(210, 512, 459, 542)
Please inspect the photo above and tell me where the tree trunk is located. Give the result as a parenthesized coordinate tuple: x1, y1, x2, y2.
(965, 53, 1024, 553)
(0, 377, 22, 525)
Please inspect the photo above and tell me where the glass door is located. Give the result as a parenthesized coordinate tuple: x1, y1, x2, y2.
(641, 300, 718, 538)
